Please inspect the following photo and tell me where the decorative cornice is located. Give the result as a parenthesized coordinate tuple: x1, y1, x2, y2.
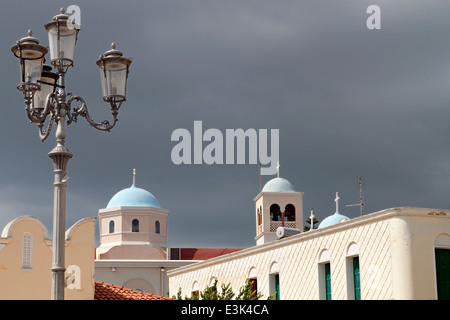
(98, 240, 167, 247)
(95, 259, 198, 269)
(253, 191, 303, 202)
(99, 206, 169, 216)
(1, 215, 50, 240)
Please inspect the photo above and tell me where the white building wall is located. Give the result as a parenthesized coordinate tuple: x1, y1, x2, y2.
(168, 208, 450, 300)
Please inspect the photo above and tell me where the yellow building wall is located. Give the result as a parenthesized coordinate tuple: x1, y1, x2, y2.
(0, 216, 96, 300)
(0, 216, 52, 299)
(65, 217, 97, 300)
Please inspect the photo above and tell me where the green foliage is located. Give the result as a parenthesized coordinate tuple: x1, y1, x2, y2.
(172, 278, 274, 300)
(174, 287, 188, 300)
(200, 279, 235, 300)
(235, 279, 262, 300)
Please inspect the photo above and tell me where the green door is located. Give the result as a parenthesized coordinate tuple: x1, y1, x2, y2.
(325, 263, 332, 300)
(353, 257, 361, 300)
(435, 249, 450, 300)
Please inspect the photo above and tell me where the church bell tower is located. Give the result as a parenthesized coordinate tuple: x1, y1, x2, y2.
(254, 165, 303, 245)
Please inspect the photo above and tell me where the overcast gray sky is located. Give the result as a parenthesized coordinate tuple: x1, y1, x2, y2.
(1, 0, 450, 248)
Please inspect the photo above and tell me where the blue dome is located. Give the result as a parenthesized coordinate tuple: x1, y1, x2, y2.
(106, 185, 161, 208)
(318, 212, 350, 229)
(262, 177, 295, 193)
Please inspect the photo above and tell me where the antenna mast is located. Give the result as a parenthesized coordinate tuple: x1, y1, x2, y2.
(359, 177, 363, 216)
(345, 177, 364, 216)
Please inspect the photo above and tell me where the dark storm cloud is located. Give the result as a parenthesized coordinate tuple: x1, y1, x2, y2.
(0, 1, 449, 248)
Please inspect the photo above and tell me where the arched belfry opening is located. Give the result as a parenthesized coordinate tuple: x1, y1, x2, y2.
(285, 204, 296, 221)
(270, 204, 281, 221)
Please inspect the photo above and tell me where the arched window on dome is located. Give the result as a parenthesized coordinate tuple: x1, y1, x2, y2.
(270, 204, 281, 221)
(132, 219, 139, 232)
(284, 204, 296, 221)
(109, 220, 115, 233)
(155, 221, 160, 234)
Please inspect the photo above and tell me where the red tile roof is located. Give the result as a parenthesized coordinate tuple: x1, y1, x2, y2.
(180, 248, 243, 260)
(94, 281, 173, 300)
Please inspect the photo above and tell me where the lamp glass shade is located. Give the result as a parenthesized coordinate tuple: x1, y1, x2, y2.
(32, 66, 58, 110)
(46, 23, 78, 67)
(97, 44, 132, 102)
(99, 62, 128, 101)
(11, 30, 47, 89)
(45, 10, 80, 68)
(21, 58, 44, 86)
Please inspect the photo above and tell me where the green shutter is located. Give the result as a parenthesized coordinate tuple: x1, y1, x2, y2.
(353, 257, 361, 300)
(325, 263, 332, 300)
(435, 249, 450, 300)
(275, 274, 280, 300)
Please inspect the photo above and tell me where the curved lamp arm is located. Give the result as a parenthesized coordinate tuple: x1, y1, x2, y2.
(67, 94, 118, 132)
(23, 91, 58, 142)
(37, 118, 54, 142)
(25, 92, 57, 124)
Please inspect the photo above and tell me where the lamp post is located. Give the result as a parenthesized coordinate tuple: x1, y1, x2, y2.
(11, 8, 132, 300)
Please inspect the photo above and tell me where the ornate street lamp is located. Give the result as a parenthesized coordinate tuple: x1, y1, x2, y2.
(97, 43, 132, 105)
(11, 8, 132, 300)
(44, 8, 80, 71)
(11, 29, 48, 100)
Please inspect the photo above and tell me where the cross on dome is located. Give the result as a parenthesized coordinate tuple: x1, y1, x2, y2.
(309, 208, 315, 231)
(335, 192, 340, 213)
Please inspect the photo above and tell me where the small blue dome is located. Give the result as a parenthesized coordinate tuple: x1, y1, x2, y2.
(318, 212, 350, 229)
(106, 185, 161, 208)
(262, 177, 295, 193)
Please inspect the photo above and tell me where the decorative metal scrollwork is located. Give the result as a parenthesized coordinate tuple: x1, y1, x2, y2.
(67, 94, 119, 132)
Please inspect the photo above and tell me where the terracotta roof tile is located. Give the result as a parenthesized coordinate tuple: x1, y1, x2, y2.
(94, 281, 173, 300)
(180, 248, 243, 260)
